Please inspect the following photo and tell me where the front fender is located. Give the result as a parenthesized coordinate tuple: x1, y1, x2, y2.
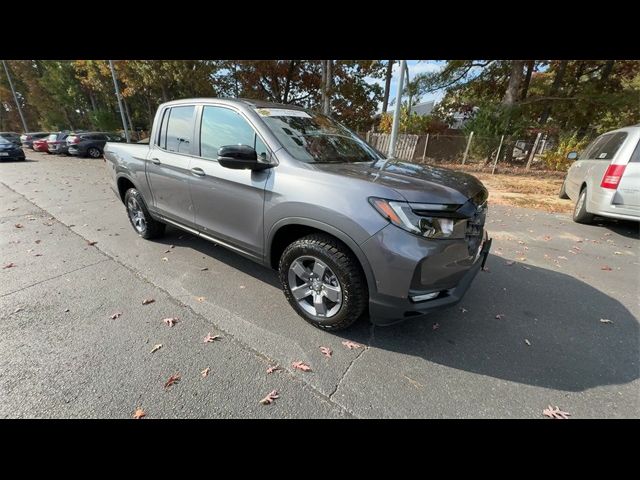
(266, 217, 378, 297)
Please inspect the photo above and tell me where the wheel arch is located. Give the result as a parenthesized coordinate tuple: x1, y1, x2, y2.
(267, 218, 376, 296)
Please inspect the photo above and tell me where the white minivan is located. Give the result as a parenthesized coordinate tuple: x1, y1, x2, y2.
(561, 125, 640, 224)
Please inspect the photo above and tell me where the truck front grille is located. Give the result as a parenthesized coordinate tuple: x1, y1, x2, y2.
(465, 202, 487, 256)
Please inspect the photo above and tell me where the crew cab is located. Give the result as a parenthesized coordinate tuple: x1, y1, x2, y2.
(104, 98, 491, 330)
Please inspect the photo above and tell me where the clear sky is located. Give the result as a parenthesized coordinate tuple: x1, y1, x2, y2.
(365, 60, 446, 113)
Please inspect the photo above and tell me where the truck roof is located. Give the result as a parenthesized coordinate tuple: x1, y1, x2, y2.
(159, 97, 308, 111)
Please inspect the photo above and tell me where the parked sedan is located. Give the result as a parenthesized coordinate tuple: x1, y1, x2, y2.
(67, 132, 125, 158)
(0, 137, 26, 161)
(47, 132, 71, 155)
(33, 137, 50, 152)
(0, 132, 22, 146)
(561, 125, 640, 223)
(20, 132, 50, 149)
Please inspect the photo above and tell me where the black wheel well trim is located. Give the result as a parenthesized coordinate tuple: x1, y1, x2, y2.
(266, 217, 376, 296)
(116, 174, 139, 203)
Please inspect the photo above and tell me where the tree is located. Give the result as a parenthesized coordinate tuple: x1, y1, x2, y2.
(381, 60, 394, 114)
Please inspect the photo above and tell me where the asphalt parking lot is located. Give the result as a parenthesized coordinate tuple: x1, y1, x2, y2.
(1, 151, 638, 418)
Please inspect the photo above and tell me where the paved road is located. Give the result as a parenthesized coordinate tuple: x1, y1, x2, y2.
(1, 151, 638, 418)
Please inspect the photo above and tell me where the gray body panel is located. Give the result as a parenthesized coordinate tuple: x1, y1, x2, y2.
(104, 97, 490, 324)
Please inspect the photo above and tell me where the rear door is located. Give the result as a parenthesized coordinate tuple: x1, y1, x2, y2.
(146, 105, 197, 227)
(188, 104, 272, 260)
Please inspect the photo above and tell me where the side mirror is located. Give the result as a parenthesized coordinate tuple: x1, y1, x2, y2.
(567, 151, 578, 160)
(218, 145, 271, 170)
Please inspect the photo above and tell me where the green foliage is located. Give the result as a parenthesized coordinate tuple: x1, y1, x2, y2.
(378, 109, 449, 135)
(88, 109, 120, 131)
(541, 133, 590, 171)
(463, 104, 529, 160)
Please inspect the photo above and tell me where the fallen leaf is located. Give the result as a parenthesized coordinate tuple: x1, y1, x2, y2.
(199, 267, 209, 271)
(432, 323, 440, 330)
(163, 249, 171, 254)
(13, 307, 23, 314)
(320, 346, 332, 358)
(142, 298, 155, 305)
(259, 390, 279, 405)
(543, 235, 551, 241)
(603, 233, 612, 237)
(3, 262, 16, 269)
(170, 245, 175, 249)
(201, 367, 210, 377)
(342, 340, 362, 350)
(64, 308, 69, 313)
(33, 253, 43, 257)
(613, 251, 622, 255)
(292, 361, 312, 372)
(459, 307, 468, 313)
(599, 318, 614, 324)
(196, 296, 206, 302)
(87, 240, 97, 246)
(557, 256, 568, 260)
(35, 240, 41, 244)
(524, 339, 531, 346)
(543, 405, 570, 419)
(266, 365, 281, 374)
(110, 312, 122, 320)
(161, 257, 168, 262)
(481, 266, 490, 272)
(15, 223, 23, 228)
(204, 333, 221, 343)
(163, 317, 178, 327)
(495, 314, 505, 320)
(164, 374, 181, 389)
(517, 240, 525, 245)
(132, 408, 146, 419)
(600, 265, 613, 271)
(518, 257, 527, 262)
(505, 261, 515, 266)
(150, 344, 163, 353)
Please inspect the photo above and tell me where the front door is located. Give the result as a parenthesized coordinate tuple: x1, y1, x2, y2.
(188, 104, 271, 260)
(146, 105, 197, 227)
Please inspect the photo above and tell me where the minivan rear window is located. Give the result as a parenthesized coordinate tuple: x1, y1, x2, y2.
(589, 132, 628, 160)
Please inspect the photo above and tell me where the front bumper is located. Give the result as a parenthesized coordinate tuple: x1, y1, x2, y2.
(363, 226, 491, 325)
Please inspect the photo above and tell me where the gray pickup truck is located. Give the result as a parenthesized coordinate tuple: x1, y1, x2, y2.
(104, 98, 491, 330)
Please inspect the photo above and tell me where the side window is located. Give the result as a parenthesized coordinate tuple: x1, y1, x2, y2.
(254, 135, 269, 161)
(592, 132, 627, 160)
(157, 108, 169, 149)
(580, 134, 611, 160)
(166, 105, 195, 153)
(200, 106, 260, 159)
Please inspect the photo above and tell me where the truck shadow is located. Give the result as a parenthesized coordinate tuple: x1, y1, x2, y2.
(592, 217, 639, 240)
(156, 228, 638, 393)
(341, 254, 639, 392)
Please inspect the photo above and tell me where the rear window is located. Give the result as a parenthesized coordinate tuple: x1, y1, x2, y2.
(630, 139, 640, 163)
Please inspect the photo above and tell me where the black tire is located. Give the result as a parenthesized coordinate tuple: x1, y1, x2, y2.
(279, 233, 367, 331)
(87, 147, 102, 158)
(573, 186, 594, 224)
(558, 178, 569, 199)
(124, 188, 165, 239)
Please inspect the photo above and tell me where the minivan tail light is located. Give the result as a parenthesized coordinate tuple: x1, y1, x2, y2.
(601, 164, 626, 189)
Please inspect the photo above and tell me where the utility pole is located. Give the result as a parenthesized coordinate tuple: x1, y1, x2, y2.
(109, 60, 131, 143)
(2, 60, 29, 132)
(323, 60, 332, 115)
(388, 60, 406, 159)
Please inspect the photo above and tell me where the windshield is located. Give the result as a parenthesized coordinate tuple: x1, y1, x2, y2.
(0, 137, 10, 145)
(257, 108, 382, 164)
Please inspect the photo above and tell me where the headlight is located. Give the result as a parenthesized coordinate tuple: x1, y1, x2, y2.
(369, 197, 465, 239)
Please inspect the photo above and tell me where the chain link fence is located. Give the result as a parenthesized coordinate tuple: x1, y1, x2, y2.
(362, 130, 557, 172)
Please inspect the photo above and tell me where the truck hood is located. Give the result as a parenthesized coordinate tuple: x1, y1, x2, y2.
(313, 160, 488, 206)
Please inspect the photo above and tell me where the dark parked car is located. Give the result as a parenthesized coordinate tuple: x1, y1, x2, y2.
(0, 132, 22, 146)
(0, 137, 26, 161)
(67, 132, 125, 158)
(47, 132, 72, 155)
(20, 132, 50, 149)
